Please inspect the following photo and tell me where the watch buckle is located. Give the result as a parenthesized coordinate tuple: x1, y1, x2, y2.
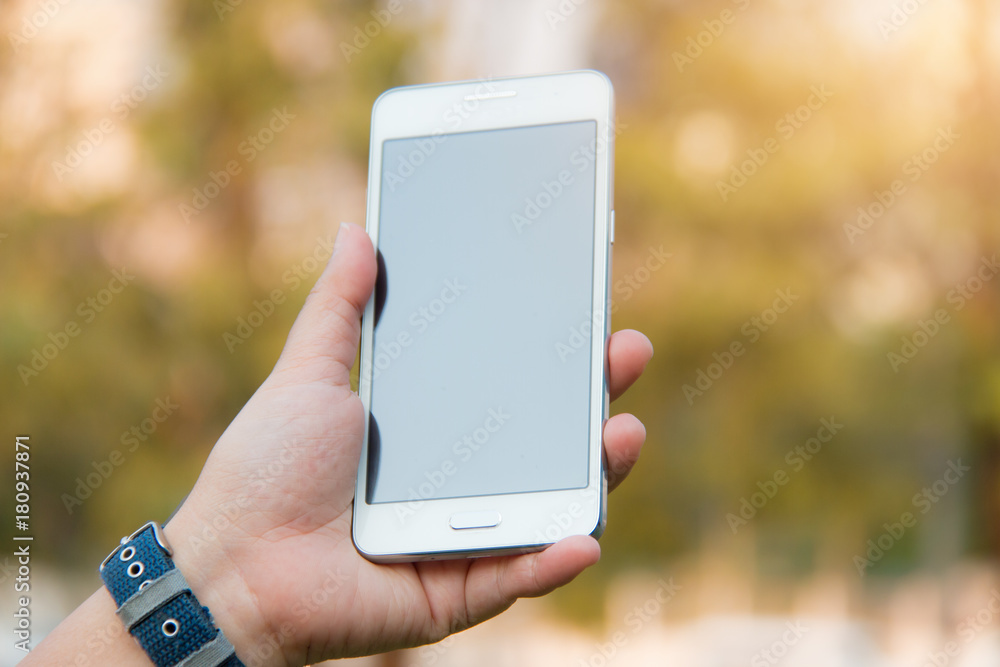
(99, 521, 173, 572)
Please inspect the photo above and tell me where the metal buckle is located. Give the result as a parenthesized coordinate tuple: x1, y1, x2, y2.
(99, 521, 173, 572)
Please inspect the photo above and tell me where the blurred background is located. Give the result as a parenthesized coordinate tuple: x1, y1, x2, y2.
(2, 0, 1000, 664)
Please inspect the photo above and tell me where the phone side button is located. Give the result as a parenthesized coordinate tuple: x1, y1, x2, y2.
(609, 209, 615, 244)
(449, 511, 502, 530)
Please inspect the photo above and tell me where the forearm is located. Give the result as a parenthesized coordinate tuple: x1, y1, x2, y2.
(25, 515, 273, 667)
(22, 587, 151, 666)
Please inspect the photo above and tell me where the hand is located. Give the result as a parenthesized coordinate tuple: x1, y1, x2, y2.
(164, 223, 654, 665)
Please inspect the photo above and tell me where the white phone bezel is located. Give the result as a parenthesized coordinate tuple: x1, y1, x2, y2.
(353, 70, 614, 562)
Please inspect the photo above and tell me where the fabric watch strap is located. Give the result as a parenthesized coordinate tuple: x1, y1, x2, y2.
(99, 522, 245, 667)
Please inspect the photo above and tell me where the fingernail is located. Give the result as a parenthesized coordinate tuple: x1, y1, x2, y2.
(333, 222, 351, 257)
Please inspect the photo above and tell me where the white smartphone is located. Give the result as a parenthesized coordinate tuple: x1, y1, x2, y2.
(352, 70, 615, 562)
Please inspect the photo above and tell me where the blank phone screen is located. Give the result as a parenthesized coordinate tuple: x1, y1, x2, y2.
(367, 120, 599, 504)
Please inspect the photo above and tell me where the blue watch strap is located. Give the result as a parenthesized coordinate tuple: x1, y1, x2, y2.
(100, 522, 245, 667)
(118, 568, 187, 628)
(102, 523, 173, 606)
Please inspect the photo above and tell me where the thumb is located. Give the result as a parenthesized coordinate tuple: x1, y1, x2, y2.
(273, 223, 376, 388)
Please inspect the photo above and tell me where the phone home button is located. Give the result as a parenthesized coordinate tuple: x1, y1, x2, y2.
(449, 511, 502, 530)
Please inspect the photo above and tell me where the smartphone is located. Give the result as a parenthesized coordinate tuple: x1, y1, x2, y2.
(352, 70, 615, 562)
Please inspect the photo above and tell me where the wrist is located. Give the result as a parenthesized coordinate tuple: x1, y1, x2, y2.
(161, 512, 276, 667)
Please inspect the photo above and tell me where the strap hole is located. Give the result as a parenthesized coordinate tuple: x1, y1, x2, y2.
(119, 546, 136, 561)
(127, 562, 144, 578)
(161, 619, 180, 637)
(138, 579, 152, 590)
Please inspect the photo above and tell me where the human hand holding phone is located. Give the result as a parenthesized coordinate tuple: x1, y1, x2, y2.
(25, 222, 652, 666)
(169, 223, 651, 663)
